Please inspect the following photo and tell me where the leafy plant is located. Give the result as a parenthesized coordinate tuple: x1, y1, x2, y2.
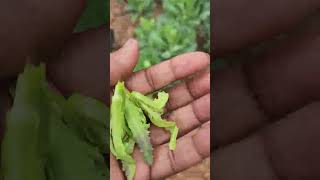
(124, 0, 154, 22)
(130, 0, 210, 71)
(163, 0, 206, 27)
(199, 0, 210, 52)
(200, 8, 210, 52)
(1, 64, 108, 180)
(134, 17, 197, 71)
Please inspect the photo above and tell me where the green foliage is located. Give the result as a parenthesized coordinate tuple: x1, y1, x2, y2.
(163, 0, 207, 27)
(200, 11, 210, 52)
(124, 0, 153, 21)
(199, 0, 210, 52)
(74, 0, 108, 33)
(110, 82, 178, 180)
(1, 64, 108, 180)
(131, 0, 210, 71)
(134, 17, 197, 71)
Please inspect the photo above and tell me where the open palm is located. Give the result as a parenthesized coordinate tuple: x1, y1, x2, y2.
(110, 39, 211, 180)
(213, 0, 320, 179)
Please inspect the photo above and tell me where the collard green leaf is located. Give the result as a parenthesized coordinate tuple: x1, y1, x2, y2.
(125, 93, 153, 165)
(1, 64, 49, 180)
(46, 103, 106, 180)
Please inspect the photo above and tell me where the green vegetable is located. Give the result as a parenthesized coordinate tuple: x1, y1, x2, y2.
(1, 64, 108, 180)
(110, 81, 179, 180)
(1, 64, 48, 180)
(125, 93, 153, 165)
(110, 82, 135, 180)
(134, 100, 178, 150)
(130, 91, 168, 114)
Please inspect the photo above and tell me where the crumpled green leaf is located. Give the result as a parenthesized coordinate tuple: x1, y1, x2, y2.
(130, 91, 168, 114)
(110, 81, 179, 180)
(125, 92, 153, 165)
(130, 90, 178, 150)
(110, 82, 135, 180)
(134, 97, 178, 150)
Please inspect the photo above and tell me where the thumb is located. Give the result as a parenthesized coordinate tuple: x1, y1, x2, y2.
(110, 38, 139, 86)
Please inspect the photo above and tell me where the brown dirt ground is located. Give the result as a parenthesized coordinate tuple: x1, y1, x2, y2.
(110, 0, 210, 179)
(110, 0, 136, 49)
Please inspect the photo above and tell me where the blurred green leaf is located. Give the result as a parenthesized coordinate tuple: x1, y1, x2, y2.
(132, 0, 210, 71)
(119, 0, 153, 22)
(74, 0, 108, 33)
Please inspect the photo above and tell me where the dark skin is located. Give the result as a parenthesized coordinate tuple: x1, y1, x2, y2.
(213, 0, 320, 179)
(110, 39, 210, 180)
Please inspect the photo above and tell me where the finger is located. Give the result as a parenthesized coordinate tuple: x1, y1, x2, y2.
(150, 94, 210, 146)
(213, 0, 320, 55)
(151, 122, 210, 179)
(47, 26, 108, 103)
(110, 38, 139, 86)
(213, 30, 320, 148)
(213, 102, 320, 179)
(165, 70, 210, 112)
(110, 148, 151, 180)
(125, 52, 210, 94)
(0, 0, 86, 78)
(132, 148, 150, 180)
(110, 154, 125, 180)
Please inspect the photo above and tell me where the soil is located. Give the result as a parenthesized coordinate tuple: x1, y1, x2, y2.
(110, 0, 210, 179)
(110, 0, 136, 49)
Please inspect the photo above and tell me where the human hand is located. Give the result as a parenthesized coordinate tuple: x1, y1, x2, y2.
(213, 0, 320, 179)
(110, 39, 211, 180)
